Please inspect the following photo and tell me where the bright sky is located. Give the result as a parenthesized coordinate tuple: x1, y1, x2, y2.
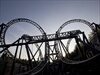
(0, 0, 100, 59)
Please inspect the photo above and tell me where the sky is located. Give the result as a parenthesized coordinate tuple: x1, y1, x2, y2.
(0, 0, 100, 32)
(0, 0, 100, 58)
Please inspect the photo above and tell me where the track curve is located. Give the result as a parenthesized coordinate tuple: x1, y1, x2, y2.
(56, 19, 96, 64)
(16, 60, 47, 75)
(3, 18, 46, 45)
(0, 18, 47, 75)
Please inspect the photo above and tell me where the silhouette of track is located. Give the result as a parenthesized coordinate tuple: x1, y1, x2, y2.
(0, 18, 100, 75)
(61, 53, 100, 64)
(17, 60, 47, 75)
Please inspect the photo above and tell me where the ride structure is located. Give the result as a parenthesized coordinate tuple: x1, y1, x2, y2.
(0, 18, 100, 75)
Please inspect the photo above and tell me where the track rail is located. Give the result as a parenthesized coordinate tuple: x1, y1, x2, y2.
(17, 60, 47, 75)
(0, 19, 100, 75)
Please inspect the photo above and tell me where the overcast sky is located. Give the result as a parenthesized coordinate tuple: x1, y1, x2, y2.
(0, 0, 100, 32)
(0, 0, 100, 40)
(0, 0, 100, 56)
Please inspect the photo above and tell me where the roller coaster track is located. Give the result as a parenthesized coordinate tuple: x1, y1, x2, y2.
(56, 19, 100, 65)
(0, 38, 47, 75)
(0, 18, 46, 57)
(17, 60, 48, 75)
(0, 29, 99, 75)
(0, 30, 82, 48)
(0, 18, 100, 75)
(61, 52, 100, 65)
(0, 29, 91, 75)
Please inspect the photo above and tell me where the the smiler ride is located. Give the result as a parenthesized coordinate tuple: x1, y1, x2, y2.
(0, 18, 100, 75)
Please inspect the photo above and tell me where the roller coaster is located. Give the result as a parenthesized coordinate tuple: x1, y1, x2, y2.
(0, 18, 100, 75)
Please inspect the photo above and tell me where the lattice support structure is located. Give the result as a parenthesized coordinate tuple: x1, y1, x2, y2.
(0, 18, 100, 75)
